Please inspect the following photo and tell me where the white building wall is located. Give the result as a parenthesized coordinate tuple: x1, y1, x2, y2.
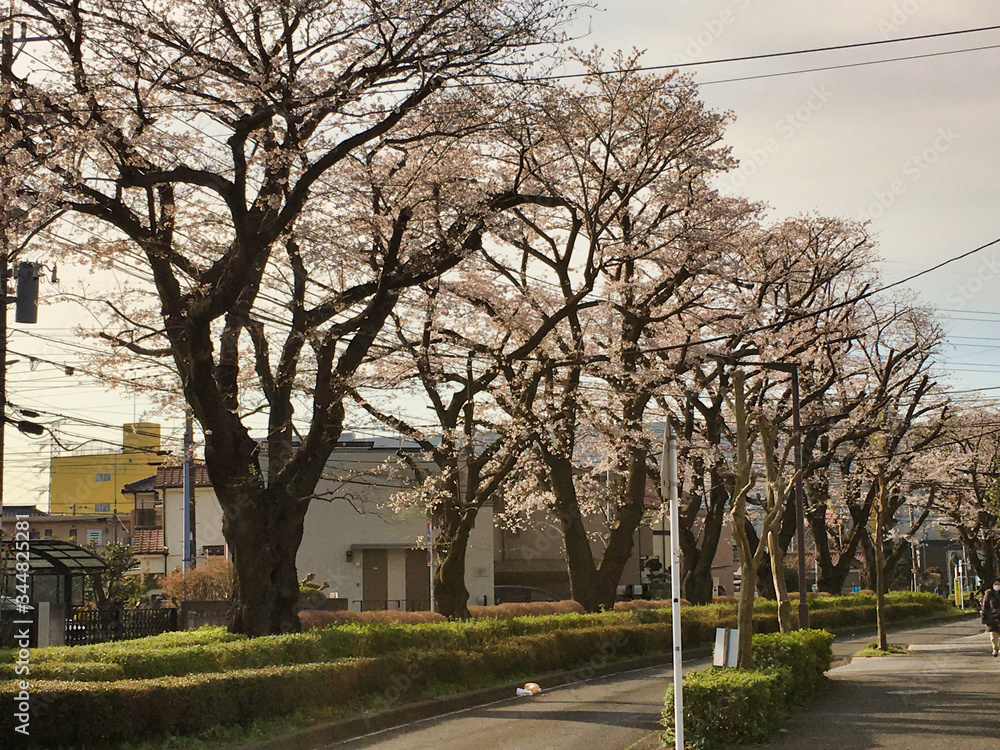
(296, 445, 495, 610)
(163, 486, 226, 572)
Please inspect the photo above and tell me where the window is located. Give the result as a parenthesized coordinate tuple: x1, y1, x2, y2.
(28, 531, 40, 540)
(95, 473, 111, 483)
(86, 529, 103, 546)
(202, 545, 225, 557)
(69, 528, 77, 541)
(43, 529, 52, 538)
(95, 503, 111, 513)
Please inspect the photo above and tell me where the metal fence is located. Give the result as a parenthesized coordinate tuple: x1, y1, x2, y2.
(65, 607, 178, 645)
(352, 599, 431, 612)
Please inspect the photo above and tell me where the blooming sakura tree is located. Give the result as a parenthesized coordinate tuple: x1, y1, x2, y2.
(486, 53, 742, 611)
(804, 303, 949, 596)
(11, 0, 579, 635)
(930, 411, 1000, 585)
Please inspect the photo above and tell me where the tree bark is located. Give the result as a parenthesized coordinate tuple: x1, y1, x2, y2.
(221, 484, 309, 636)
(433, 510, 475, 619)
(875, 474, 888, 651)
(768, 527, 792, 633)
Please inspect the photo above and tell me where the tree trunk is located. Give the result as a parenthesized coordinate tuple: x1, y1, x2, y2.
(768, 528, 792, 633)
(222, 486, 307, 636)
(681, 473, 729, 604)
(552, 459, 604, 610)
(433, 508, 476, 619)
(875, 477, 887, 651)
(736, 559, 758, 668)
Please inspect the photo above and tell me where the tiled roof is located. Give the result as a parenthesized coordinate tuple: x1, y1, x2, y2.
(155, 464, 212, 489)
(132, 527, 166, 555)
(2, 505, 48, 517)
(122, 475, 157, 494)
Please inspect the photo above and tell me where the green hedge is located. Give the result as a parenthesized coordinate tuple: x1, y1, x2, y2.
(663, 629, 836, 748)
(0, 592, 951, 682)
(751, 629, 834, 698)
(0, 623, 683, 747)
(664, 667, 791, 748)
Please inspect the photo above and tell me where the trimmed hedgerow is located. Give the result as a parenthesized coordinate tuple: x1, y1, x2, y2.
(0, 592, 952, 681)
(0, 623, 680, 747)
(751, 629, 834, 698)
(664, 667, 791, 749)
(663, 629, 836, 748)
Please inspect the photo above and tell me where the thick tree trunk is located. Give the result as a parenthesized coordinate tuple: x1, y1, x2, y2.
(433, 508, 476, 619)
(681, 473, 729, 604)
(222, 485, 308, 636)
(818, 563, 851, 596)
(551, 451, 646, 612)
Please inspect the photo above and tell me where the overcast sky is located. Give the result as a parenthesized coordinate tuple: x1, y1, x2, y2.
(8, 1, 1000, 504)
(578, 1, 1000, 387)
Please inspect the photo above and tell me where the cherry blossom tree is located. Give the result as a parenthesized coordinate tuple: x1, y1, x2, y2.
(10, 0, 580, 635)
(929, 410, 1000, 585)
(489, 52, 741, 612)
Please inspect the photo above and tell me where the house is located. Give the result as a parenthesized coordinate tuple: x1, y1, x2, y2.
(294, 439, 495, 611)
(118, 439, 495, 612)
(1, 504, 128, 552)
(120, 463, 226, 576)
(49, 422, 164, 515)
(494, 486, 736, 601)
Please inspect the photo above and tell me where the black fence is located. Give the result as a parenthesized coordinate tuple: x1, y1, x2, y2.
(65, 607, 178, 645)
(352, 599, 431, 612)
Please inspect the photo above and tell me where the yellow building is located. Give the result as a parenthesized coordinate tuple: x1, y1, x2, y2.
(48, 423, 162, 515)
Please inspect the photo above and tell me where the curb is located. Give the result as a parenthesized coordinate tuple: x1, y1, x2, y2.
(240, 647, 712, 750)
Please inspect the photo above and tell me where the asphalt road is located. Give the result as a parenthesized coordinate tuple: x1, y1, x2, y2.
(324, 615, 983, 750)
(327, 658, 706, 750)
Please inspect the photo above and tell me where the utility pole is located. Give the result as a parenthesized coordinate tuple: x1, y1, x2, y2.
(182, 410, 194, 570)
(1, 5, 14, 517)
(789, 366, 810, 628)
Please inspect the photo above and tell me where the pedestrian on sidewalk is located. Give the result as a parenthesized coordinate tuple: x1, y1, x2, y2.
(981, 578, 1000, 656)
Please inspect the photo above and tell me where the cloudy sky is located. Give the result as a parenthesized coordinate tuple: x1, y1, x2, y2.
(7, 1, 1000, 503)
(579, 1, 1000, 387)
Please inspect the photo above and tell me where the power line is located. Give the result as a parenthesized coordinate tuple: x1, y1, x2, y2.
(553, 23, 1000, 78)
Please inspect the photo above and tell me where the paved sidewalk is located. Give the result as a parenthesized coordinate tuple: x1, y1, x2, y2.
(758, 617, 999, 750)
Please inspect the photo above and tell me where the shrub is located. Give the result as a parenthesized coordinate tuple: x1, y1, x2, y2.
(467, 600, 585, 618)
(664, 667, 790, 748)
(663, 629, 836, 748)
(159, 558, 234, 606)
(613, 599, 690, 611)
(298, 608, 446, 630)
(751, 629, 834, 697)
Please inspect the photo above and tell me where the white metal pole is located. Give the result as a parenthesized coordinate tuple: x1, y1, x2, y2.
(662, 426, 683, 750)
(428, 515, 435, 613)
